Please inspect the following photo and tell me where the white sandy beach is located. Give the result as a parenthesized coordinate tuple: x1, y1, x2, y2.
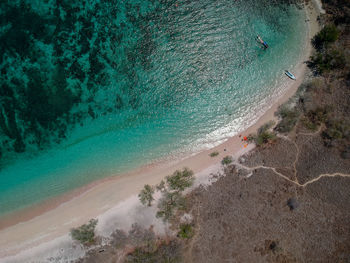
(0, 2, 321, 262)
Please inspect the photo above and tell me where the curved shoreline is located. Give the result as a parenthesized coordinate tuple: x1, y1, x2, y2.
(0, 2, 320, 261)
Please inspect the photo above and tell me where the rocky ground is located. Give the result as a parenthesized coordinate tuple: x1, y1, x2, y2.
(184, 132, 350, 263)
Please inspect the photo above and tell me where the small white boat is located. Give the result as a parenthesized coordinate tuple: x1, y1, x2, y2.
(285, 70, 296, 80)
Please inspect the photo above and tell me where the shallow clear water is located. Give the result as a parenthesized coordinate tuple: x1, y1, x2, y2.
(0, 0, 307, 215)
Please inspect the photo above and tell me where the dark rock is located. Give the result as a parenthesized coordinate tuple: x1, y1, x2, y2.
(14, 138, 25, 153)
(115, 94, 123, 109)
(340, 147, 350, 159)
(269, 241, 277, 251)
(88, 106, 95, 119)
(287, 198, 299, 210)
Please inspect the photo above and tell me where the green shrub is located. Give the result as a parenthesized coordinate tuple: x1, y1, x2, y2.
(303, 107, 331, 129)
(178, 224, 194, 239)
(312, 25, 339, 50)
(209, 151, 219, 157)
(324, 127, 343, 140)
(138, 184, 155, 206)
(166, 168, 194, 192)
(301, 116, 319, 131)
(70, 219, 98, 245)
(255, 131, 276, 146)
(221, 155, 233, 166)
(246, 134, 256, 143)
(154, 168, 194, 222)
(309, 49, 346, 74)
(309, 108, 327, 123)
(258, 120, 275, 134)
(250, 122, 276, 146)
(322, 120, 350, 144)
(276, 106, 300, 133)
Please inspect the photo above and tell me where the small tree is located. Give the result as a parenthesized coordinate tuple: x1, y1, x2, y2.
(312, 24, 339, 50)
(258, 120, 275, 134)
(178, 223, 194, 239)
(309, 49, 346, 74)
(255, 130, 276, 146)
(221, 156, 233, 166)
(209, 151, 219, 157)
(156, 180, 166, 192)
(249, 121, 277, 146)
(139, 184, 155, 206)
(156, 191, 185, 222)
(166, 168, 194, 192)
(70, 219, 98, 245)
(154, 168, 194, 222)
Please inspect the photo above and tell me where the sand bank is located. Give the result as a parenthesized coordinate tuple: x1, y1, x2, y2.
(0, 2, 320, 262)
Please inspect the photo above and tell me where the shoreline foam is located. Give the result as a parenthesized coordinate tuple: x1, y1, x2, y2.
(0, 2, 320, 261)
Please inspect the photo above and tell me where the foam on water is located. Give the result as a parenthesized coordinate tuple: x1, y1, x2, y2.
(0, 0, 307, 215)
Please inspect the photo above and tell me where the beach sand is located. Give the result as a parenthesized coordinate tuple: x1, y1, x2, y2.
(0, 2, 321, 262)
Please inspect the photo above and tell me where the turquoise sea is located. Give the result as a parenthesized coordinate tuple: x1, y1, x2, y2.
(0, 0, 307, 215)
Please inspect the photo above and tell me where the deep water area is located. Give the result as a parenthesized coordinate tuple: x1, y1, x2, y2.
(0, 0, 307, 215)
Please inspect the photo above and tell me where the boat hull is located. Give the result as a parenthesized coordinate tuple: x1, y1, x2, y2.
(285, 71, 296, 80)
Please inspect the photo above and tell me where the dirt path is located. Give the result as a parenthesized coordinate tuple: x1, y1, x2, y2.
(236, 131, 350, 188)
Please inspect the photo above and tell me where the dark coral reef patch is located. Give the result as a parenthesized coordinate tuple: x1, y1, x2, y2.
(0, 0, 159, 164)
